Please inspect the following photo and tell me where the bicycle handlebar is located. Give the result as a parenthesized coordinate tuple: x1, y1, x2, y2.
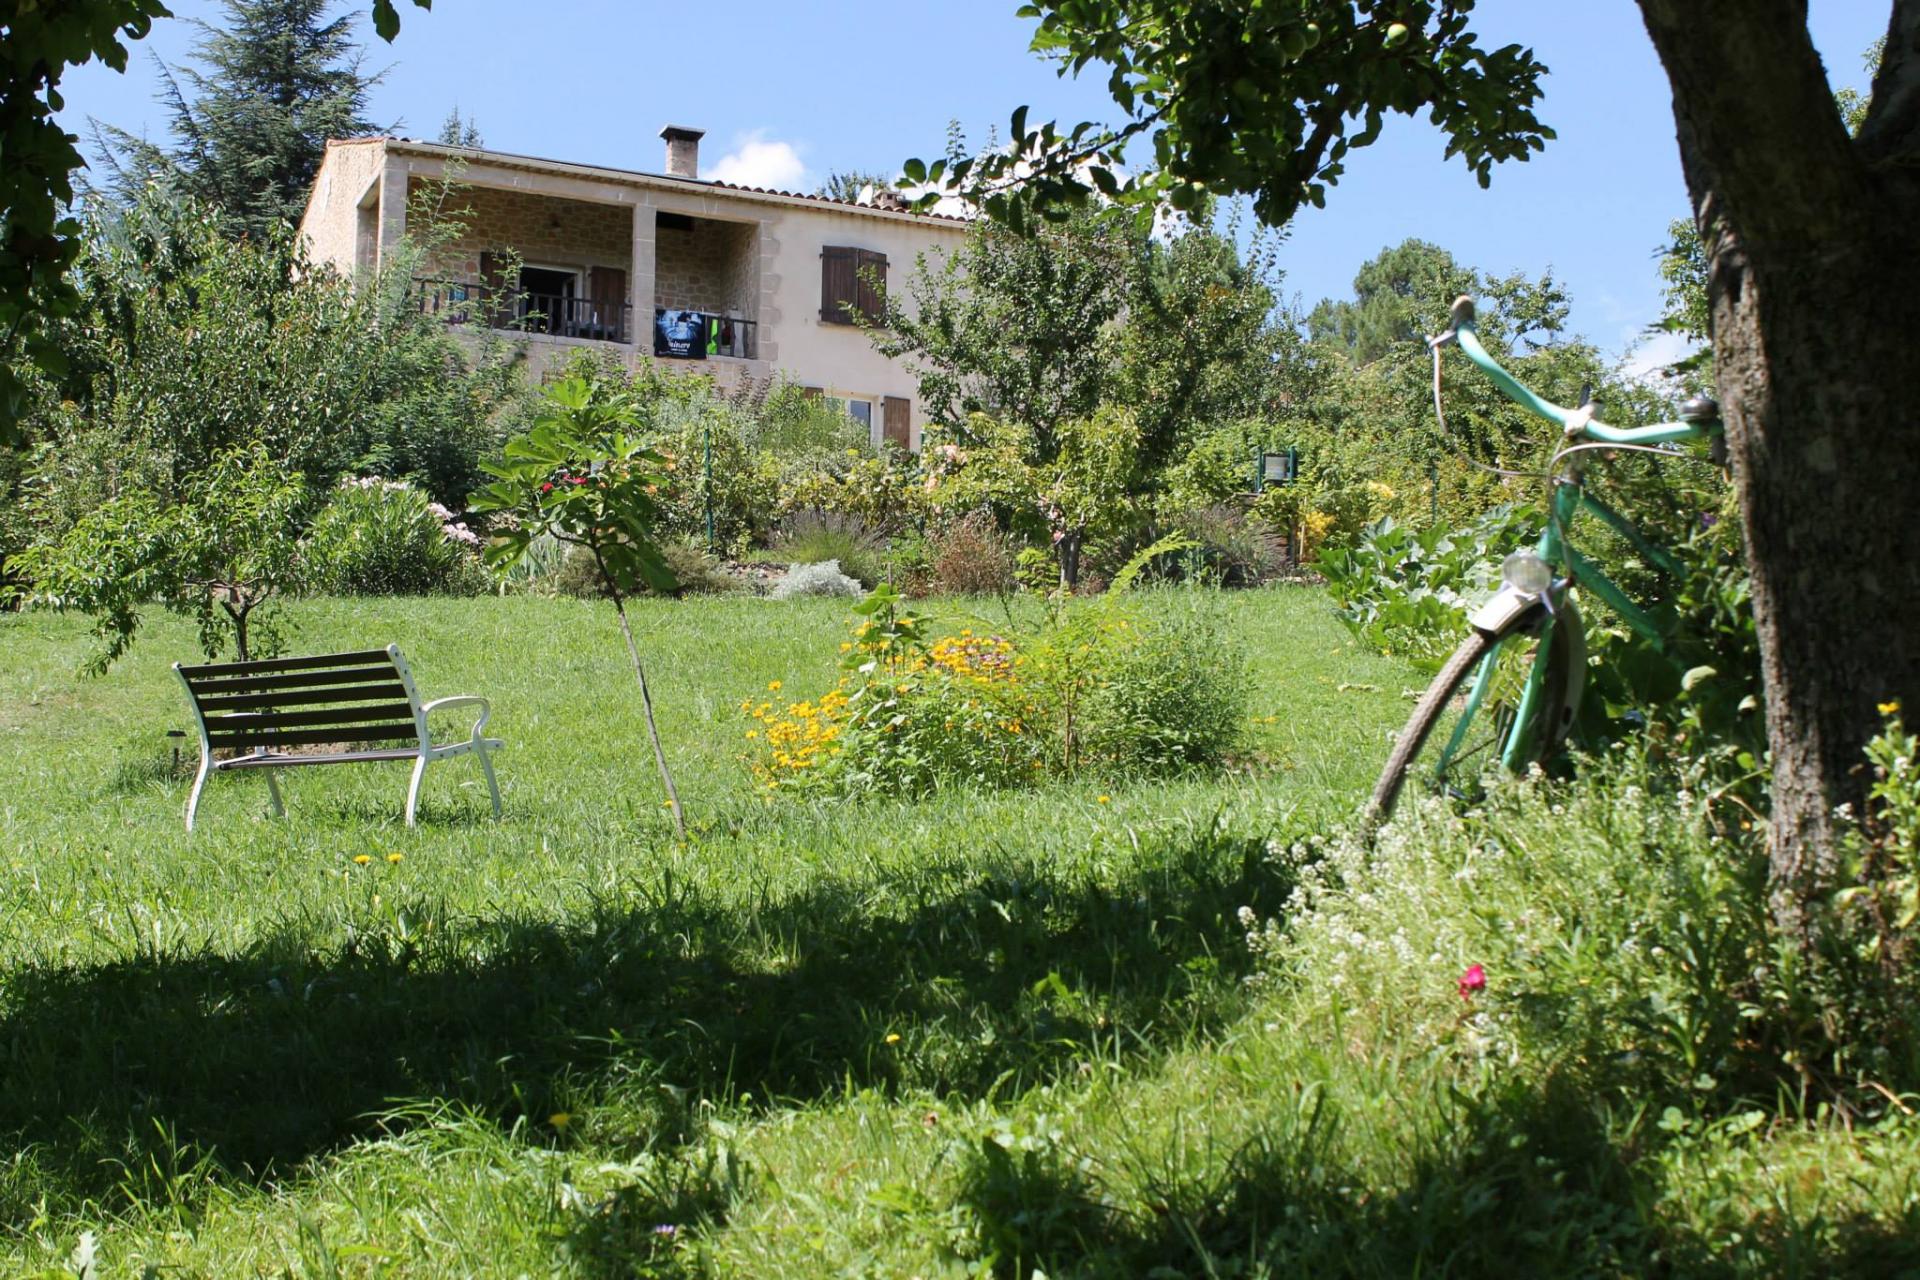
(1434, 296, 1716, 448)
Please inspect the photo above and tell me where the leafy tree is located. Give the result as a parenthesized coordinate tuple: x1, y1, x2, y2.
(473, 373, 689, 838)
(814, 169, 894, 204)
(91, 0, 386, 238)
(1114, 213, 1294, 469)
(0, 0, 427, 444)
(935, 0, 1920, 928)
(875, 210, 1128, 463)
(19, 442, 309, 669)
(925, 407, 1145, 588)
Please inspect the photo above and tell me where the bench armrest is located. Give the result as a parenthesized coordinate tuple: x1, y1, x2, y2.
(421, 694, 492, 745)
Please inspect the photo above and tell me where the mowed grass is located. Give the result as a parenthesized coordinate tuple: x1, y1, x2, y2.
(0, 587, 1417, 1276)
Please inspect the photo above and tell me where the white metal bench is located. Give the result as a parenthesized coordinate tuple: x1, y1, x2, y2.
(173, 644, 503, 832)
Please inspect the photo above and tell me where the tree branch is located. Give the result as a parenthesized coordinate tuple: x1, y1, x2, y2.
(1637, 0, 1870, 245)
(1859, 0, 1920, 163)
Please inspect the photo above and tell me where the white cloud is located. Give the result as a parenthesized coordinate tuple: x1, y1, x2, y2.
(707, 131, 810, 191)
(1619, 328, 1699, 383)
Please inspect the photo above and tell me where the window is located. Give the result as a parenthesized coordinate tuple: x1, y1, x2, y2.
(820, 246, 887, 325)
(826, 395, 878, 445)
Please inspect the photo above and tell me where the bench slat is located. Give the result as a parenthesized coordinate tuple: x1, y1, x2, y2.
(184, 665, 400, 696)
(180, 649, 392, 677)
(213, 747, 423, 769)
(202, 703, 417, 732)
(193, 683, 411, 713)
(206, 724, 419, 750)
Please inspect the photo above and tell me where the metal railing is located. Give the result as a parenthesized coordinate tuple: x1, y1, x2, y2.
(652, 309, 759, 360)
(412, 278, 632, 344)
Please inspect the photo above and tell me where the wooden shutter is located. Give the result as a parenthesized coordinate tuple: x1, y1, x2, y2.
(854, 249, 888, 324)
(590, 266, 628, 341)
(799, 385, 823, 400)
(882, 395, 912, 450)
(820, 246, 857, 324)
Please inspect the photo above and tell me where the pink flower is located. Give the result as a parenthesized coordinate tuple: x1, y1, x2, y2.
(1457, 964, 1486, 1000)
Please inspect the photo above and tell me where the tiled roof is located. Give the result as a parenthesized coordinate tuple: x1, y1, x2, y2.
(371, 137, 970, 224)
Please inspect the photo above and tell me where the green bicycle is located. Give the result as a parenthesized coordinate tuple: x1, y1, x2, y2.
(1365, 295, 1723, 827)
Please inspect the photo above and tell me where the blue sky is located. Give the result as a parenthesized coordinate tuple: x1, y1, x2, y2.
(59, 0, 1888, 365)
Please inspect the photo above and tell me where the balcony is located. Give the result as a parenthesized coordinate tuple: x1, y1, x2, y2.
(651, 308, 759, 361)
(412, 277, 631, 344)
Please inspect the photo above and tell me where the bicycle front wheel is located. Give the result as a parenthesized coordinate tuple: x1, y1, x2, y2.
(1364, 602, 1582, 830)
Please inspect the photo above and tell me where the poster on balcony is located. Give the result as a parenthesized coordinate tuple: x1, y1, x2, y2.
(654, 309, 706, 359)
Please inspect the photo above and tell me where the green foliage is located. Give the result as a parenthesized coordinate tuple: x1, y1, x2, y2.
(1082, 605, 1250, 771)
(301, 478, 488, 597)
(1833, 702, 1919, 967)
(18, 442, 308, 667)
(1317, 506, 1535, 667)
(0, 0, 425, 443)
(473, 374, 677, 600)
(89, 0, 385, 237)
(769, 511, 887, 588)
(907, 1, 1551, 230)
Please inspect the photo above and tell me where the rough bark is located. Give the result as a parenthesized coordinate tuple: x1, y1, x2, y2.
(1638, 0, 1920, 927)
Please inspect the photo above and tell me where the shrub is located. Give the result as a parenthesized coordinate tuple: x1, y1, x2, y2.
(554, 540, 735, 599)
(1080, 607, 1251, 771)
(770, 511, 888, 587)
(746, 565, 1250, 797)
(1315, 505, 1535, 667)
(1166, 504, 1288, 585)
(931, 510, 1018, 597)
(303, 478, 488, 596)
(770, 560, 864, 600)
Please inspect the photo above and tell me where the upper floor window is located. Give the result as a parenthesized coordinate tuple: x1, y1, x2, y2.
(820, 246, 887, 325)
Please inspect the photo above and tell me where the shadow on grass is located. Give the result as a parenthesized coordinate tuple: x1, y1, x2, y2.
(0, 815, 1289, 1222)
(951, 1077, 1920, 1279)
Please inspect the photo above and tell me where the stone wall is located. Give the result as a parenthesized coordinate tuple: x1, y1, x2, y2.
(410, 179, 633, 283)
(654, 215, 756, 315)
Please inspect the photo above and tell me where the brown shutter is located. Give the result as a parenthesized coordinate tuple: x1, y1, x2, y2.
(799, 385, 824, 400)
(820, 246, 857, 324)
(882, 395, 911, 450)
(590, 266, 628, 341)
(855, 249, 888, 324)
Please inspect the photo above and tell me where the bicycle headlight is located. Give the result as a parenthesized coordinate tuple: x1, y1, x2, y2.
(1501, 552, 1553, 596)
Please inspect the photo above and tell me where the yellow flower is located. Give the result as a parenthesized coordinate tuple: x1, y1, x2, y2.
(386, 852, 403, 864)
(885, 1033, 902, 1044)
(1097, 795, 1111, 804)
(768, 680, 783, 691)
(352, 854, 371, 865)
(745, 729, 759, 739)
(549, 1112, 572, 1130)
(1879, 700, 1902, 716)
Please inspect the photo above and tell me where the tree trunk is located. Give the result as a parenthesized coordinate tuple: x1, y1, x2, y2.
(592, 554, 688, 840)
(1638, 0, 1920, 930)
(1057, 530, 1083, 590)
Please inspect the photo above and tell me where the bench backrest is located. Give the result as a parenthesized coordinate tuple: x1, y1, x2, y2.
(174, 646, 427, 754)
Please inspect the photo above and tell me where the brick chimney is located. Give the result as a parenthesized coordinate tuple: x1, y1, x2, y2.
(660, 125, 704, 179)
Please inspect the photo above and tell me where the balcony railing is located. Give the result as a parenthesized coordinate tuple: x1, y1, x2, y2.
(652, 308, 759, 361)
(412, 278, 631, 344)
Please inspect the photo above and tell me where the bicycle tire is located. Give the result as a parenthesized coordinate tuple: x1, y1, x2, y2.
(1364, 603, 1580, 831)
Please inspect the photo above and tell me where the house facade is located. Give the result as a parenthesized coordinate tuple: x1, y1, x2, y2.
(297, 127, 968, 450)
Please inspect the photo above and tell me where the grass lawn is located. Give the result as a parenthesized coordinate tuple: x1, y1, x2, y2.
(1, 587, 1417, 1275)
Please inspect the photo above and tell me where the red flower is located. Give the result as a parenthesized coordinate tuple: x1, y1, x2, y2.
(540, 482, 554, 493)
(568, 475, 588, 485)
(1457, 964, 1487, 1000)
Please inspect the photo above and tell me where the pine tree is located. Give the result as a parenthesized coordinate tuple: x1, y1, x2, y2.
(92, 0, 385, 239)
(436, 106, 482, 148)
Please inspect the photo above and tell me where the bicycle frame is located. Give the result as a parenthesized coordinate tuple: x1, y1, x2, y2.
(1431, 320, 1716, 779)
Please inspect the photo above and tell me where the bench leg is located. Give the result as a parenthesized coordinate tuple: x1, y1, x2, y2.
(265, 770, 285, 819)
(474, 741, 502, 819)
(185, 759, 211, 833)
(406, 755, 429, 827)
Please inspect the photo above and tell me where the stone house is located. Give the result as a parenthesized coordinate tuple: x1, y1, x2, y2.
(297, 127, 970, 450)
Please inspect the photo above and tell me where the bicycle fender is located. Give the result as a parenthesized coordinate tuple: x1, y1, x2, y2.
(1469, 585, 1543, 636)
